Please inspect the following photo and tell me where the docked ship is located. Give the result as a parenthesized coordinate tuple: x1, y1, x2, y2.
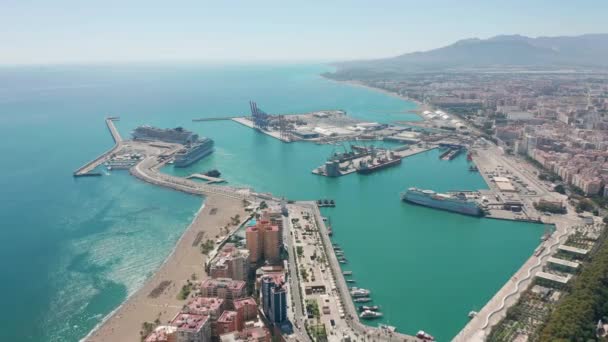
(401, 188, 484, 217)
(356, 152, 401, 175)
(174, 138, 215, 167)
(132, 125, 199, 145)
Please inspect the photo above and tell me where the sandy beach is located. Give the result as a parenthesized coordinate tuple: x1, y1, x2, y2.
(85, 194, 246, 342)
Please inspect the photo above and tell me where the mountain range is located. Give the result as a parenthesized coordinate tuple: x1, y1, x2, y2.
(329, 34, 608, 76)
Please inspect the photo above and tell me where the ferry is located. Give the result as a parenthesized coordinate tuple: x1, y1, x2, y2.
(401, 188, 484, 217)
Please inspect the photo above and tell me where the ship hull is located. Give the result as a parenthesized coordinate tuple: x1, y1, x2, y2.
(402, 191, 483, 217)
(357, 158, 401, 174)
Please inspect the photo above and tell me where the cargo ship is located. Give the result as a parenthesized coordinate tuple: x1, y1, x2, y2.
(401, 188, 484, 216)
(174, 138, 215, 167)
(356, 152, 401, 174)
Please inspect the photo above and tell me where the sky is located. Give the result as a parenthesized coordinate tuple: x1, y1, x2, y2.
(2, 0, 608, 65)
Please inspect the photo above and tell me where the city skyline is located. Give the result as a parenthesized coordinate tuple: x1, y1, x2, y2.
(2, 0, 608, 65)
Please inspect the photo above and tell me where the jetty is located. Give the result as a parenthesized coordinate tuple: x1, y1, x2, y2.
(186, 173, 227, 184)
(73, 117, 123, 177)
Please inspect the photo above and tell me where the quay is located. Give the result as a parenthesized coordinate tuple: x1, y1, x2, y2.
(231, 117, 292, 143)
(192, 116, 238, 122)
(73, 117, 123, 177)
(312, 144, 437, 177)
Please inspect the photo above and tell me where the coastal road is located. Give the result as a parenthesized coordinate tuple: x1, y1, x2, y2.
(283, 213, 312, 342)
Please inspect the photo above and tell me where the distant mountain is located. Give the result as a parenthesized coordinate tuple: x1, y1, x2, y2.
(329, 34, 608, 76)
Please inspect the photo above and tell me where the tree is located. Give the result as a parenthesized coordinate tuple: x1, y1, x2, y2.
(554, 184, 566, 194)
(576, 198, 595, 212)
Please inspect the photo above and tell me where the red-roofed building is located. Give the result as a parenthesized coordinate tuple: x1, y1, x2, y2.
(219, 326, 271, 342)
(144, 325, 177, 342)
(234, 297, 258, 329)
(200, 278, 247, 309)
(210, 243, 250, 281)
(217, 310, 239, 336)
(170, 312, 211, 342)
(184, 297, 226, 336)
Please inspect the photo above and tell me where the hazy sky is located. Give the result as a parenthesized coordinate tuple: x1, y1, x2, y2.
(2, 0, 608, 65)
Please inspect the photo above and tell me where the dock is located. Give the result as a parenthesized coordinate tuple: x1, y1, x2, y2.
(312, 144, 437, 177)
(231, 117, 293, 143)
(186, 173, 227, 184)
(73, 117, 123, 177)
(192, 116, 238, 122)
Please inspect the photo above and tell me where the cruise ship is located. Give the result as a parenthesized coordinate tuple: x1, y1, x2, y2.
(132, 126, 198, 145)
(401, 188, 484, 216)
(174, 138, 214, 167)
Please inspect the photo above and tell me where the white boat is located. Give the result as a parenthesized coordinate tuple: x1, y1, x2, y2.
(360, 310, 383, 319)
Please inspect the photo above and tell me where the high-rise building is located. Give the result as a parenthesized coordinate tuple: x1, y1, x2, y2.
(260, 275, 287, 324)
(246, 217, 281, 265)
(246, 226, 263, 263)
(210, 243, 250, 281)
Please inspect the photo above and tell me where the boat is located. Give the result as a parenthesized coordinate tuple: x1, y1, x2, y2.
(350, 288, 371, 297)
(439, 147, 463, 160)
(346, 279, 356, 283)
(416, 330, 435, 341)
(468, 311, 478, 319)
(401, 188, 484, 217)
(339, 260, 347, 264)
(353, 297, 371, 303)
(358, 305, 380, 312)
(469, 165, 479, 172)
(356, 153, 401, 174)
(342, 271, 352, 276)
(379, 324, 396, 333)
(360, 310, 383, 319)
(174, 138, 214, 167)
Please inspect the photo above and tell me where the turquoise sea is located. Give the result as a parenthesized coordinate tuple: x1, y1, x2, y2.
(0, 64, 543, 341)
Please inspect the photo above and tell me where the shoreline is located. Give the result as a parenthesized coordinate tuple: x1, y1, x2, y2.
(84, 194, 246, 342)
(321, 74, 428, 113)
(80, 201, 207, 342)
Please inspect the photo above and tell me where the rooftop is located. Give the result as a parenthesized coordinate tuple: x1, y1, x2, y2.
(536, 271, 572, 284)
(234, 297, 257, 309)
(547, 257, 580, 269)
(201, 278, 247, 291)
(171, 312, 209, 332)
(218, 310, 238, 324)
(558, 245, 589, 255)
(144, 325, 177, 342)
(186, 296, 225, 313)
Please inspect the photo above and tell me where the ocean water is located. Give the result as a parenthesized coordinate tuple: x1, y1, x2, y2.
(0, 64, 543, 341)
